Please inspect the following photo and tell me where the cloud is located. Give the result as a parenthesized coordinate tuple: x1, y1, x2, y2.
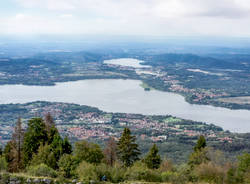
(2, 0, 250, 36)
(15, 13, 27, 19)
(150, 0, 250, 19)
(16, 0, 76, 10)
(59, 14, 73, 18)
(15, 0, 250, 18)
(188, 0, 250, 18)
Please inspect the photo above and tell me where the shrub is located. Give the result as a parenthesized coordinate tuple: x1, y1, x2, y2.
(161, 171, 176, 182)
(109, 163, 126, 183)
(95, 163, 112, 181)
(226, 167, 238, 184)
(76, 161, 98, 182)
(161, 171, 177, 183)
(125, 161, 162, 182)
(27, 163, 57, 178)
(159, 159, 174, 172)
(76, 161, 125, 183)
(161, 170, 187, 184)
(58, 154, 77, 178)
(195, 162, 226, 184)
(0, 156, 7, 172)
(92, 162, 126, 183)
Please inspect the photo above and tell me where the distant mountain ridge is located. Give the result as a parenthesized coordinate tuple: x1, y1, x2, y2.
(142, 53, 244, 69)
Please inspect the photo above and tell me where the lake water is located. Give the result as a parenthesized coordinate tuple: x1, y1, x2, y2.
(0, 79, 249, 133)
(104, 58, 151, 68)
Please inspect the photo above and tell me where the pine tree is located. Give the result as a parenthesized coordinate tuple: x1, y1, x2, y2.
(117, 128, 140, 167)
(194, 135, 206, 152)
(49, 133, 64, 164)
(103, 137, 117, 166)
(188, 135, 209, 168)
(44, 113, 72, 155)
(62, 136, 72, 155)
(23, 118, 48, 166)
(0, 146, 3, 156)
(144, 144, 161, 169)
(30, 129, 72, 169)
(48, 133, 72, 168)
(27, 114, 72, 169)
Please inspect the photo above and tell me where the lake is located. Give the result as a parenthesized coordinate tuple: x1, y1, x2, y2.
(104, 58, 150, 68)
(0, 79, 249, 133)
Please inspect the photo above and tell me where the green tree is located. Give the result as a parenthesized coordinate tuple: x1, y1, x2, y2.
(236, 153, 250, 183)
(144, 144, 161, 169)
(117, 128, 140, 167)
(238, 153, 250, 174)
(31, 127, 72, 169)
(188, 148, 209, 167)
(23, 118, 48, 166)
(50, 133, 63, 162)
(31, 143, 57, 169)
(0, 146, 3, 156)
(188, 136, 209, 170)
(44, 113, 72, 156)
(58, 154, 77, 178)
(74, 140, 104, 164)
(62, 136, 72, 155)
(194, 135, 206, 152)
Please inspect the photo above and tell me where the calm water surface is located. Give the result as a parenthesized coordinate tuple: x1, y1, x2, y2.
(104, 58, 150, 68)
(0, 79, 249, 133)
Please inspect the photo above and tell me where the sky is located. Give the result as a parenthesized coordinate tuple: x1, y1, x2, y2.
(1, 0, 250, 37)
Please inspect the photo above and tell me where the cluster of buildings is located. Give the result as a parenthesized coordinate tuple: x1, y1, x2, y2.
(132, 65, 229, 103)
(160, 75, 228, 102)
(0, 101, 234, 146)
(52, 109, 230, 144)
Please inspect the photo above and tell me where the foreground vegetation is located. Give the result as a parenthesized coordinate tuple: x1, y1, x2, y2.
(0, 115, 249, 184)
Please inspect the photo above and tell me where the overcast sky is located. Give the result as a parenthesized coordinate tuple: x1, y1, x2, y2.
(1, 0, 250, 37)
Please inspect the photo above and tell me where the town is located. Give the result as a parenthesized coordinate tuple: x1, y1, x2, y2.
(0, 101, 246, 163)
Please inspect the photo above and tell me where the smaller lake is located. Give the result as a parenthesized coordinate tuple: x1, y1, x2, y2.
(0, 79, 250, 133)
(104, 58, 150, 68)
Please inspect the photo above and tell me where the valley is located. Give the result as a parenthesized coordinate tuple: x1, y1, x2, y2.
(1, 50, 250, 163)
